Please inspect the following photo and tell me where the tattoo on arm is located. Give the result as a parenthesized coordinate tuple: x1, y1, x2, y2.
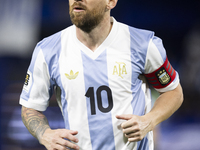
(21, 106, 50, 142)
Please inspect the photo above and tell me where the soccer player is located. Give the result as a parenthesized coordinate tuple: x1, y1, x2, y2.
(20, 0, 183, 149)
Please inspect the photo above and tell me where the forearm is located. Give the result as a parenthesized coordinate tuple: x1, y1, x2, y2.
(21, 106, 50, 142)
(144, 83, 183, 130)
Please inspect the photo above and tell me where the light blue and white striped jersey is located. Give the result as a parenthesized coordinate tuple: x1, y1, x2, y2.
(20, 17, 179, 150)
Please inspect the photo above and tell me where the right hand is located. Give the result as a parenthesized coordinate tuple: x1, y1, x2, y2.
(40, 128, 79, 150)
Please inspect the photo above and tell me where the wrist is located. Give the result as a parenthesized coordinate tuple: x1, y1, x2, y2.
(142, 114, 155, 132)
(38, 126, 51, 145)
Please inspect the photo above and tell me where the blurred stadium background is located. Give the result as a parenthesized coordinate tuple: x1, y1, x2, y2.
(0, 0, 200, 149)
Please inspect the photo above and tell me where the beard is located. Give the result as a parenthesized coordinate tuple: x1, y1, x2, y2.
(69, 2, 108, 33)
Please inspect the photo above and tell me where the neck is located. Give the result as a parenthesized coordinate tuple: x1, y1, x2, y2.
(76, 15, 112, 52)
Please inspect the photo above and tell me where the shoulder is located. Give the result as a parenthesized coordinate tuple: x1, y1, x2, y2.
(121, 23, 156, 71)
(38, 25, 73, 51)
(38, 31, 62, 49)
(117, 20, 154, 42)
(128, 26, 155, 46)
(28, 25, 74, 73)
(32, 25, 74, 60)
(116, 20, 154, 52)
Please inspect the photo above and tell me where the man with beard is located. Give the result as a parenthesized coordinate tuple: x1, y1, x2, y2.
(20, 0, 183, 150)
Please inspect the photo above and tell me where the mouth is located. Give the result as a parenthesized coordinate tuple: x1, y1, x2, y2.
(73, 5, 86, 12)
(74, 7, 84, 12)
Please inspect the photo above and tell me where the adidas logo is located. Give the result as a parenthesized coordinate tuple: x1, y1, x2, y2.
(65, 70, 79, 80)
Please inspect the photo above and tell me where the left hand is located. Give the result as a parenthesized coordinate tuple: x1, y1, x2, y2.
(116, 114, 152, 142)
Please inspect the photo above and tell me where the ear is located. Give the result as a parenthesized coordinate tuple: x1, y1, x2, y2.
(107, 0, 118, 10)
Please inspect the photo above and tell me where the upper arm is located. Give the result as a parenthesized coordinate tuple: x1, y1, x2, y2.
(159, 83, 183, 97)
(144, 36, 180, 93)
(19, 45, 51, 111)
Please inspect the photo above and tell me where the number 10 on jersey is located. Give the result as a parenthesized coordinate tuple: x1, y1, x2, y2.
(85, 85, 114, 115)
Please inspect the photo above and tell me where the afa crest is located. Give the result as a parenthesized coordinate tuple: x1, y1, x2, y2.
(113, 62, 127, 78)
(156, 67, 171, 86)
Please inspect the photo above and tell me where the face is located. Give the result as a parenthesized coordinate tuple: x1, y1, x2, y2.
(69, 0, 109, 32)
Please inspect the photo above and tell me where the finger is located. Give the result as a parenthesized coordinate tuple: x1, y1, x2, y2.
(57, 138, 79, 150)
(53, 143, 68, 150)
(66, 141, 79, 150)
(128, 135, 144, 142)
(69, 130, 79, 136)
(116, 115, 134, 129)
(123, 126, 139, 135)
(116, 114, 132, 120)
(64, 140, 79, 150)
(60, 130, 79, 143)
(121, 119, 138, 129)
(124, 131, 140, 138)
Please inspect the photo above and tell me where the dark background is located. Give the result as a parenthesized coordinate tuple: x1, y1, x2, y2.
(1, 0, 200, 149)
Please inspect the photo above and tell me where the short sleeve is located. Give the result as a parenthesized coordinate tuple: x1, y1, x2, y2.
(144, 36, 179, 93)
(19, 45, 51, 111)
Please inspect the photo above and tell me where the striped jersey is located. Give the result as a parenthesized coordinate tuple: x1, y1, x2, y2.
(19, 17, 179, 150)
